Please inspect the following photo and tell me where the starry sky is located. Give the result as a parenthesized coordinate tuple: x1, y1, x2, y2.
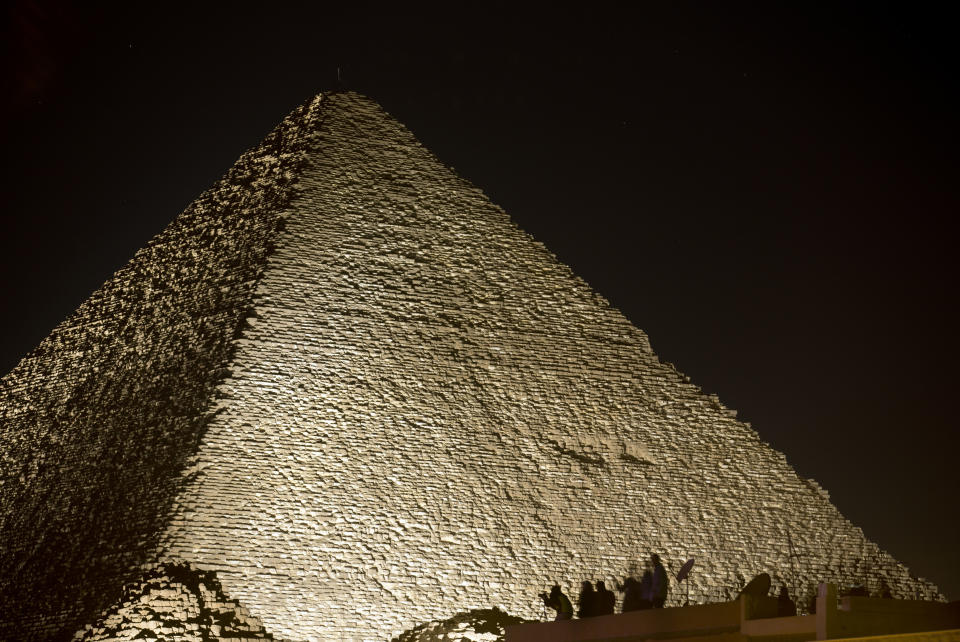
(2, 3, 957, 600)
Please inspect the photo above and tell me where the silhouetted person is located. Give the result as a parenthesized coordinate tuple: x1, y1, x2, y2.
(541, 584, 573, 621)
(639, 567, 654, 609)
(596, 581, 616, 615)
(777, 586, 797, 616)
(877, 579, 893, 599)
(578, 581, 597, 618)
(621, 577, 642, 612)
(651, 554, 669, 608)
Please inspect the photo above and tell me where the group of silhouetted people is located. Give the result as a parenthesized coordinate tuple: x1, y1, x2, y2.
(541, 554, 899, 623)
(576, 580, 616, 617)
(621, 553, 670, 611)
(541, 553, 670, 620)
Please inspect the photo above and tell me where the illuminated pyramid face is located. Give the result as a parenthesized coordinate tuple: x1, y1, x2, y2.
(0, 92, 940, 641)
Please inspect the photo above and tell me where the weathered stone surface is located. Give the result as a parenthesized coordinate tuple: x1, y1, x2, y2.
(0, 92, 942, 642)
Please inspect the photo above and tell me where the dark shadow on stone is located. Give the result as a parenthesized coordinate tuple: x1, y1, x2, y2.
(392, 608, 531, 642)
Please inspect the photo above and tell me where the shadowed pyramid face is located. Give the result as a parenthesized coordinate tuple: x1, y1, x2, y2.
(0, 92, 941, 641)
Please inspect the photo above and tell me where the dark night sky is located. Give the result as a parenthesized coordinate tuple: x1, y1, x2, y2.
(2, 3, 958, 600)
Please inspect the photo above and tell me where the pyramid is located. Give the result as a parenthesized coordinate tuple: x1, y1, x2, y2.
(0, 92, 941, 641)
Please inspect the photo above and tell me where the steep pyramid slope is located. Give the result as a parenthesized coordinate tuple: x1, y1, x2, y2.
(0, 92, 940, 641)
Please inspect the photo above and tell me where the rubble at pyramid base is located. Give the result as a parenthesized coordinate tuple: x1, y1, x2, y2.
(70, 562, 528, 642)
(71, 563, 278, 642)
(390, 608, 529, 642)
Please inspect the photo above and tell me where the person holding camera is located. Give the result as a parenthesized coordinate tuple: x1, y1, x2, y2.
(540, 584, 573, 620)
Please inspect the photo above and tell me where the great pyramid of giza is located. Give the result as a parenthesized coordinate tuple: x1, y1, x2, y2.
(0, 92, 941, 641)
